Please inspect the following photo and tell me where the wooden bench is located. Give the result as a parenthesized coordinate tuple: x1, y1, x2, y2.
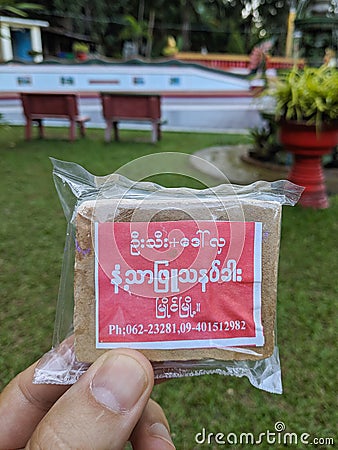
(100, 92, 162, 143)
(20, 93, 90, 141)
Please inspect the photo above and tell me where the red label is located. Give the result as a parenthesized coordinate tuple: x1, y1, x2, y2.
(95, 221, 263, 350)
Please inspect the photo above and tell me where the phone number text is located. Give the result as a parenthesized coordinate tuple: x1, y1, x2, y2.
(108, 320, 246, 336)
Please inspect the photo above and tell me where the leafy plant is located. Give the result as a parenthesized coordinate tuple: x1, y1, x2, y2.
(28, 49, 42, 57)
(119, 14, 149, 55)
(273, 66, 338, 130)
(249, 126, 281, 162)
(0, 1, 43, 17)
(72, 42, 89, 53)
(249, 113, 284, 163)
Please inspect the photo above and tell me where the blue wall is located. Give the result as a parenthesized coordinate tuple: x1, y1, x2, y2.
(12, 29, 33, 62)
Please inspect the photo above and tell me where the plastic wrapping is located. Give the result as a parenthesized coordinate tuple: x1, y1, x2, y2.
(34, 158, 303, 394)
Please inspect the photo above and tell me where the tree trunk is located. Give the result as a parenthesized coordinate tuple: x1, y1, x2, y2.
(181, 0, 191, 51)
(145, 9, 155, 59)
(137, 0, 145, 55)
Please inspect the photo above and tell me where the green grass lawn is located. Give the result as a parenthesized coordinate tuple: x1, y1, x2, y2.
(0, 126, 337, 449)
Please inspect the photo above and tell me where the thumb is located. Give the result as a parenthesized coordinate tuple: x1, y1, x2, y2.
(27, 349, 154, 450)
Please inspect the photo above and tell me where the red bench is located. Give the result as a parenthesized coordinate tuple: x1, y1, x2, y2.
(100, 92, 162, 143)
(20, 93, 90, 141)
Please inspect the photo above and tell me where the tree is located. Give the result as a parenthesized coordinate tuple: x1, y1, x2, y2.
(30, 0, 131, 55)
(0, 0, 42, 17)
(240, 0, 289, 53)
(20, 0, 293, 57)
(119, 14, 148, 56)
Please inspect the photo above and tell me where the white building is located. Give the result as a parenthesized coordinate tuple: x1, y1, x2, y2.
(0, 16, 49, 63)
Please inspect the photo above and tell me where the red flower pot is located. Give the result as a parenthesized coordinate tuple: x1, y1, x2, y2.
(76, 51, 88, 61)
(279, 120, 338, 208)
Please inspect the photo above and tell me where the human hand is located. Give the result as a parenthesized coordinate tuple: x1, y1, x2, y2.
(0, 348, 175, 449)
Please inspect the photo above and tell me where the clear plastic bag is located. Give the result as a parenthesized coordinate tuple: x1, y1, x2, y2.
(34, 158, 303, 394)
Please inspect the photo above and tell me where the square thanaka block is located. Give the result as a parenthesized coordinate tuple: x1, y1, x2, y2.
(74, 198, 281, 363)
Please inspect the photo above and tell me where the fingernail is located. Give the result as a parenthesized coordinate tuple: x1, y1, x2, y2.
(149, 423, 175, 448)
(91, 354, 148, 412)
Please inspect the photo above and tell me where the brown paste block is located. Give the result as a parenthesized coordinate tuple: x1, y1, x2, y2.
(74, 198, 281, 363)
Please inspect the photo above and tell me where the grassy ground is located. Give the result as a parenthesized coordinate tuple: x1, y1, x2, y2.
(0, 126, 337, 449)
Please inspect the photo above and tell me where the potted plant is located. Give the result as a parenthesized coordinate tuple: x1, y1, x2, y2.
(249, 112, 284, 164)
(72, 42, 89, 61)
(272, 66, 338, 208)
